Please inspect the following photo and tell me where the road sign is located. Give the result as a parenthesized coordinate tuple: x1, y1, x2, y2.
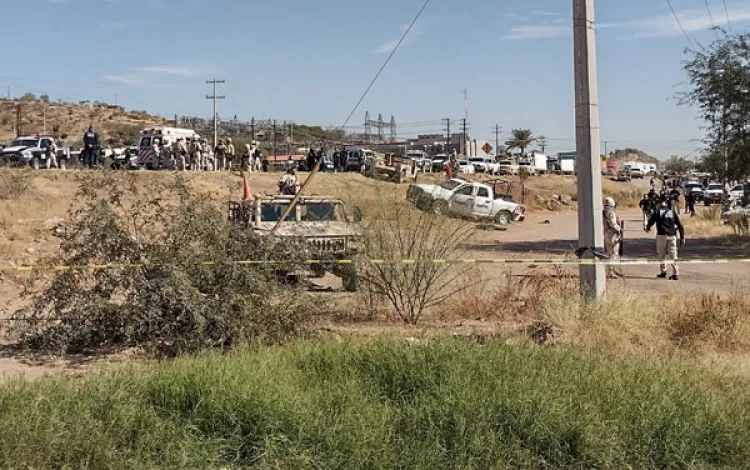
(482, 143, 493, 155)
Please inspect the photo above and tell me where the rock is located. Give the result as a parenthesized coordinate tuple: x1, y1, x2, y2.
(558, 194, 573, 206)
(25, 247, 36, 255)
(43, 217, 65, 231)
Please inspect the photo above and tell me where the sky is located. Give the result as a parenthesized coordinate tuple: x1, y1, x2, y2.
(2, 0, 749, 160)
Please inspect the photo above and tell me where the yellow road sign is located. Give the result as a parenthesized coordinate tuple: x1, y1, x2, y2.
(482, 142, 493, 155)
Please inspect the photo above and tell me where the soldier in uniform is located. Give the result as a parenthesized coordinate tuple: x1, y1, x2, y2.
(46, 139, 58, 169)
(175, 138, 187, 171)
(215, 139, 226, 172)
(82, 125, 100, 169)
(253, 143, 262, 172)
(191, 139, 202, 172)
(278, 168, 300, 195)
(225, 138, 235, 171)
(602, 197, 623, 278)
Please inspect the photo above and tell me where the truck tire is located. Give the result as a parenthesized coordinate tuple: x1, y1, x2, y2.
(432, 200, 449, 216)
(342, 272, 360, 292)
(31, 157, 40, 170)
(494, 211, 512, 226)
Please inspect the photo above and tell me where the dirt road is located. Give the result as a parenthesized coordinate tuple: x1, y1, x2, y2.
(469, 208, 748, 296)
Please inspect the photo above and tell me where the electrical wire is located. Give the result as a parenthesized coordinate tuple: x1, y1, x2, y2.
(665, 0, 695, 48)
(338, 0, 431, 130)
(723, 0, 733, 32)
(704, 0, 717, 30)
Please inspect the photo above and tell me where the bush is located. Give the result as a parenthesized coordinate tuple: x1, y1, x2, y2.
(360, 202, 474, 324)
(0, 339, 749, 469)
(0, 169, 32, 200)
(8, 173, 322, 356)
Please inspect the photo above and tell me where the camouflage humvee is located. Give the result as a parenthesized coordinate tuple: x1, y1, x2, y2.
(228, 195, 363, 291)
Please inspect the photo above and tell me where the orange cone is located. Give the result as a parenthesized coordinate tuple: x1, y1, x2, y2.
(242, 174, 251, 201)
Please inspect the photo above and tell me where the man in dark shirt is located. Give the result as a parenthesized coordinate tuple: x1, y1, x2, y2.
(646, 200, 686, 281)
(82, 125, 100, 169)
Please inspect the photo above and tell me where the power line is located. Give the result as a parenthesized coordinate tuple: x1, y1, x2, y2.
(723, 0, 733, 32)
(704, 0, 716, 30)
(339, 0, 431, 130)
(665, 0, 695, 48)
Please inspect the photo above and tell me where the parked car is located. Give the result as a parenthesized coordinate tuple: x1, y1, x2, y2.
(703, 183, 725, 206)
(457, 159, 476, 174)
(407, 178, 469, 213)
(497, 160, 518, 176)
(630, 168, 645, 179)
(518, 161, 537, 176)
(447, 181, 526, 225)
(729, 183, 749, 205)
(469, 157, 490, 173)
(431, 154, 450, 173)
(0, 135, 70, 169)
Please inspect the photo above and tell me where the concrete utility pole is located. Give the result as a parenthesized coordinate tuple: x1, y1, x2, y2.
(205, 78, 226, 149)
(573, 0, 606, 300)
(494, 124, 502, 156)
(272, 120, 277, 158)
(461, 119, 468, 156)
(443, 118, 451, 153)
(250, 117, 256, 142)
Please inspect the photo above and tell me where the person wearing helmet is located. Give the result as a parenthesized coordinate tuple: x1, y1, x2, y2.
(602, 197, 623, 278)
(224, 137, 235, 171)
(646, 198, 686, 281)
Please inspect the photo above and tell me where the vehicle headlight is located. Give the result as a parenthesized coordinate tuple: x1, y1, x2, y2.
(21, 150, 32, 158)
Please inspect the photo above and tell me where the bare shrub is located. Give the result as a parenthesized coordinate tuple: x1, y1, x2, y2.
(7, 173, 321, 356)
(726, 213, 749, 237)
(360, 202, 474, 325)
(668, 289, 750, 352)
(0, 169, 33, 200)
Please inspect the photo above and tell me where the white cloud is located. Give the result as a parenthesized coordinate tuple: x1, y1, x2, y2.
(531, 10, 561, 17)
(372, 22, 426, 54)
(138, 65, 215, 77)
(104, 75, 143, 86)
(504, 25, 570, 40)
(505, 12, 530, 21)
(504, 6, 750, 41)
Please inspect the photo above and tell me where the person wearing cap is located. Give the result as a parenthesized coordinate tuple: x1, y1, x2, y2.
(646, 198, 686, 281)
(190, 139, 202, 171)
(602, 197, 623, 278)
(278, 167, 300, 195)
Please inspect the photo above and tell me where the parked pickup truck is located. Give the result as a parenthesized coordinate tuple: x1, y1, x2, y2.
(407, 178, 469, 212)
(0, 135, 70, 169)
(447, 181, 526, 225)
(703, 183, 725, 206)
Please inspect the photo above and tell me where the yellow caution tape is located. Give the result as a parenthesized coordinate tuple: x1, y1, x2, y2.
(1, 258, 750, 272)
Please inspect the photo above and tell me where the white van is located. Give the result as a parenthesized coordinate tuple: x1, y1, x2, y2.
(137, 127, 201, 169)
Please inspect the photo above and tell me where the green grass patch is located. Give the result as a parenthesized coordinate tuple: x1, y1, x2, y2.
(1, 338, 749, 469)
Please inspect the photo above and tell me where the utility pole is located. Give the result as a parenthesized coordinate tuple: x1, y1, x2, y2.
(573, 0, 606, 300)
(205, 78, 226, 149)
(43, 105, 47, 135)
(272, 120, 277, 158)
(461, 119, 468, 156)
(250, 117, 256, 142)
(443, 118, 451, 153)
(289, 122, 294, 147)
(15, 103, 22, 137)
(494, 124, 502, 156)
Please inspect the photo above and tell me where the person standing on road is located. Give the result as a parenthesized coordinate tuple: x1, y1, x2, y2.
(646, 199, 686, 281)
(639, 194, 651, 229)
(603, 197, 623, 278)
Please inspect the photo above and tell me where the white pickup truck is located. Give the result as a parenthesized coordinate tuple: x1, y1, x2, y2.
(407, 178, 525, 225)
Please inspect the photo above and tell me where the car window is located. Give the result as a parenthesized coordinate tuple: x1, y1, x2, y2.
(300, 203, 339, 222)
(260, 204, 295, 222)
(477, 187, 490, 198)
(456, 186, 474, 196)
(40, 139, 50, 148)
(732, 185, 743, 191)
(708, 185, 723, 190)
(440, 180, 462, 191)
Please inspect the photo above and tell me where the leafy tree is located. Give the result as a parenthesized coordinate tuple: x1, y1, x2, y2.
(505, 129, 535, 156)
(39, 94, 50, 103)
(680, 33, 750, 181)
(665, 157, 695, 174)
(20, 93, 36, 101)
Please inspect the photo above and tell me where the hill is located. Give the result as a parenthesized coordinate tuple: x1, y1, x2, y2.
(608, 148, 659, 164)
(0, 96, 168, 147)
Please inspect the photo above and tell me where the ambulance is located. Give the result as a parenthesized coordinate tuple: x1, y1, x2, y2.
(136, 127, 201, 169)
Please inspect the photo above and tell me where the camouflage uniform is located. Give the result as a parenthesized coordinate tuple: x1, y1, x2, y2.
(225, 138, 235, 171)
(46, 140, 58, 169)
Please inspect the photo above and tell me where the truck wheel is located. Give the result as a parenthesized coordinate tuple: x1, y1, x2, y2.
(31, 157, 40, 170)
(494, 211, 512, 226)
(342, 272, 360, 292)
(432, 200, 449, 216)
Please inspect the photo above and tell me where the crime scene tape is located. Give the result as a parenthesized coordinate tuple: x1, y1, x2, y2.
(1, 258, 750, 272)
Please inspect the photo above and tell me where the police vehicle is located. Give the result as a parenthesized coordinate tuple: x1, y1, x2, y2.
(0, 135, 70, 169)
(136, 127, 200, 170)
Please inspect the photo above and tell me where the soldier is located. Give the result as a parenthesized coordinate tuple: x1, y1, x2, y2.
(646, 199, 686, 281)
(152, 140, 161, 169)
(82, 125, 100, 169)
(278, 168, 300, 195)
(602, 197, 623, 278)
(253, 144, 262, 172)
(191, 139, 202, 172)
(214, 139, 226, 172)
(225, 137, 235, 171)
(175, 138, 188, 171)
(46, 138, 58, 169)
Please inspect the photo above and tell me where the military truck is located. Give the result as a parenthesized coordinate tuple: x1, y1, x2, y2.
(228, 195, 363, 291)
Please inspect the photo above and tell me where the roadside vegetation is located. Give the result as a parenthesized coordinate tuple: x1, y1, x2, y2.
(1, 338, 749, 470)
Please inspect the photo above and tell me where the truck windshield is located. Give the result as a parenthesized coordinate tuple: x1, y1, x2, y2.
(260, 204, 295, 222)
(10, 139, 38, 147)
(300, 203, 344, 222)
(440, 180, 463, 191)
(707, 185, 723, 191)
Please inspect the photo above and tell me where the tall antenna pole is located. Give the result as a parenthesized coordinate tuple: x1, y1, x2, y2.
(573, 0, 606, 300)
(206, 78, 226, 148)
